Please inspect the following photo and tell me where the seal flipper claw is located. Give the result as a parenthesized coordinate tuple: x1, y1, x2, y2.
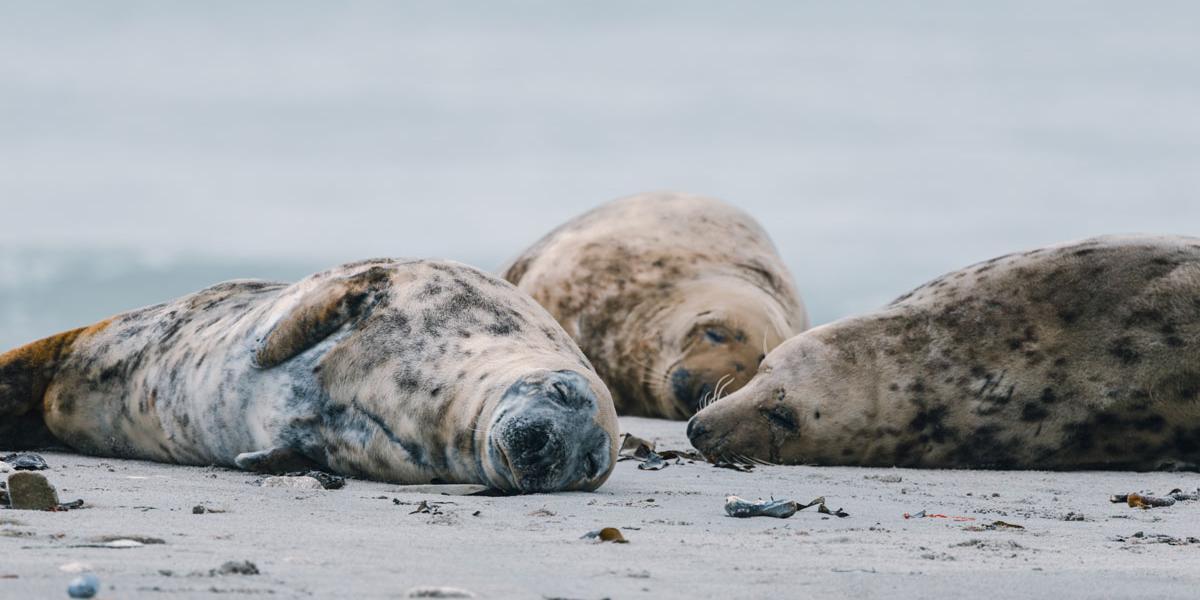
(234, 447, 322, 474)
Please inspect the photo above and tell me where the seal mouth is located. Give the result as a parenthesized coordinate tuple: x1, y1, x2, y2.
(485, 370, 613, 493)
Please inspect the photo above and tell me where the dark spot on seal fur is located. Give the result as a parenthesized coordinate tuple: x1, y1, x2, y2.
(1020, 402, 1049, 422)
(761, 404, 799, 432)
(954, 424, 1019, 468)
(1108, 336, 1141, 365)
(909, 406, 954, 444)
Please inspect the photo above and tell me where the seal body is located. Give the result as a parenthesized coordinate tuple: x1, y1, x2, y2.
(689, 235, 1200, 471)
(0, 259, 618, 492)
(504, 192, 809, 419)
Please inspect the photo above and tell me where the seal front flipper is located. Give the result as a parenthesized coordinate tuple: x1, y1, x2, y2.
(234, 447, 322, 474)
(252, 264, 396, 369)
(0, 326, 94, 449)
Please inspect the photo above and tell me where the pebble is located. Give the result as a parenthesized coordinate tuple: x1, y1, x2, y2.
(261, 476, 324, 490)
(6, 472, 60, 510)
(0, 461, 11, 474)
(67, 573, 99, 598)
(405, 586, 477, 598)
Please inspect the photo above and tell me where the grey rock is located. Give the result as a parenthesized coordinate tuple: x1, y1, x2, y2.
(6, 471, 60, 510)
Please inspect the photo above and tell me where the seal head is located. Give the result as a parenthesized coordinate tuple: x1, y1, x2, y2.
(485, 370, 612, 492)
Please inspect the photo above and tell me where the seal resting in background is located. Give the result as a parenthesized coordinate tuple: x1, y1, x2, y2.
(689, 235, 1200, 471)
(503, 192, 809, 420)
(0, 259, 618, 493)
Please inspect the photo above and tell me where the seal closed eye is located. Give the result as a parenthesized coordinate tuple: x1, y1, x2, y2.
(503, 191, 809, 420)
(0, 259, 619, 493)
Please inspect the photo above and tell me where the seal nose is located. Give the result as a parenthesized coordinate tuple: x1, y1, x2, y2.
(686, 417, 709, 446)
(490, 370, 612, 493)
(671, 367, 716, 413)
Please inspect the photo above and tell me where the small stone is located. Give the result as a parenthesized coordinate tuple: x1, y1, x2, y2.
(405, 586, 477, 598)
(67, 573, 99, 598)
(1, 453, 48, 471)
(6, 472, 60, 510)
(212, 560, 259, 576)
(0, 461, 11, 474)
(193, 505, 207, 514)
(261, 476, 324, 490)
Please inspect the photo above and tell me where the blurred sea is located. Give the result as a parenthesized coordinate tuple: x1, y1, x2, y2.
(2, 1, 1198, 348)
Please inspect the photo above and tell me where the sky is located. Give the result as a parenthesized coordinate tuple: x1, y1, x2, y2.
(2, 1, 1199, 348)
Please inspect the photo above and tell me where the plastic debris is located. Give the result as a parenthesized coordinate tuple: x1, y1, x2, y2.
(581, 527, 629, 543)
(67, 573, 99, 598)
(617, 433, 655, 460)
(618, 432, 703, 470)
(725, 495, 848, 519)
(725, 496, 798, 518)
(1, 453, 48, 471)
(637, 453, 667, 470)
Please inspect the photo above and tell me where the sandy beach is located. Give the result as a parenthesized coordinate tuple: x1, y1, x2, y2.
(3, 416, 1198, 599)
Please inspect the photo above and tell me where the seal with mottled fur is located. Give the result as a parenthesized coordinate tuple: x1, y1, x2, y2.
(503, 192, 809, 420)
(0, 259, 618, 493)
(689, 235, 1200, 471)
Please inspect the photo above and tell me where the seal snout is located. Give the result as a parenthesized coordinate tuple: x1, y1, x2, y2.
(686, 414, 724, 460)
(489, 370, 612, 493)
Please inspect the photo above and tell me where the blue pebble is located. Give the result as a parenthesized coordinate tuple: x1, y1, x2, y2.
(67, 573, 99, 599)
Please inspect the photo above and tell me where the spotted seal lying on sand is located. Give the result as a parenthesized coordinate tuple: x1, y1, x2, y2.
(503, 192, 809, 419)
(0, 259, 618, 493)
(689, 235, 1200, 471)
